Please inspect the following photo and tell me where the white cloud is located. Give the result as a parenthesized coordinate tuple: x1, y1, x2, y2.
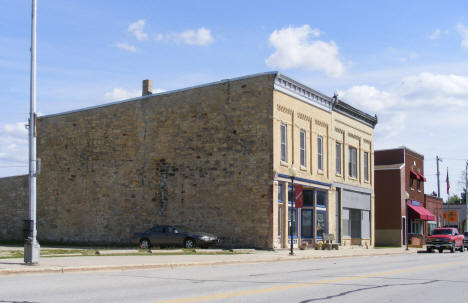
(173, 27, 214, 46)
(429, 29, 441, 40)
(265, 25, 344, 77)
(104, 87, 166, 102)
(399, 72, 468, 106)
(339, 72, 468, 139)
(114, 42, 138, 53)
(154, 33, 164, 41)
(127, 19, 148, 41)
(0, 122, 28, 165)
(456, 23, 468, 50)
(338, 85, 396, 112)
(104, 88, 141, 101)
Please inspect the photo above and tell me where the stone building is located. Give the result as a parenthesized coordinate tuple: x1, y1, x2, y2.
(0, 72, 377, 248)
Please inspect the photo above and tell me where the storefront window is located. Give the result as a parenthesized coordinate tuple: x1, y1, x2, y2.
(316, 191, 327, 208)
(303, 190, 314, 207)
(301, 209, 314, 238)
(278, 184, 283, 203)
(316, 210, 327, 239)
(288, 207, 298, 238)
(409, 220, 423, 234)
(278, 207, 282, 237)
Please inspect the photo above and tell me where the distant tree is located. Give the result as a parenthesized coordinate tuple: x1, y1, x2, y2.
(458, 170, 467, 204)
(461, 189, 466, 204)
(447, 194, 460, 204)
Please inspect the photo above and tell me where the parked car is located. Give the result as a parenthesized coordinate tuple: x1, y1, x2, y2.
(426, 227, 464, 253)
(133, 225, 219, 249)
(464, 232, 468, 251)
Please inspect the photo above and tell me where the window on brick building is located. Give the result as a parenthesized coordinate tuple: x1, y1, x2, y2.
(349, 146, 357, 178)
(336, 142, 342, 175)
(280, 124, 287, 162)
(364, 152, 369, 181)
(317, 136, 323, 171)
(300, 130, 306, 167)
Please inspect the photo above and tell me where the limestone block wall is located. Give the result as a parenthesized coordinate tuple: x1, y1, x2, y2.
(35, 74, 275, 247)
(0, 175, 28, 241)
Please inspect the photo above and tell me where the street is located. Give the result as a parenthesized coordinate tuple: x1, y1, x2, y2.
(1, 252, 468, 302)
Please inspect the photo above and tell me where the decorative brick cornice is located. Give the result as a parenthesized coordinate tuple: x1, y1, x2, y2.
(274, 73, 332, 112)
(332, 99, 378, 128)
(314, 119, 328, 128)
(335, 127, 345, 134)
(297, 112, 312, 122)
(276, 104, 294, 115)
(348, 133, 361, 141)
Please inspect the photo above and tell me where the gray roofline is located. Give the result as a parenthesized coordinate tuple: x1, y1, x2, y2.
(39, 71, 376, 126)
(40, 71, 279, 119)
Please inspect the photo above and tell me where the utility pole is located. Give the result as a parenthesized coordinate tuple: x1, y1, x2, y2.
(24, 0, 40, 264)
(436, 156, 442, 198)
(465, 160, 468, 232)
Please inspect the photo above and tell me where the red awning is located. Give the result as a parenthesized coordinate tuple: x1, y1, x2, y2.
(408, 204, 436, 221)
(410, 170, 420, 180)
(418, 173, 426, 182)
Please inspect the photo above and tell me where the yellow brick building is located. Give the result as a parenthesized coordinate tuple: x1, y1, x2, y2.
(272, 74, 377, 249)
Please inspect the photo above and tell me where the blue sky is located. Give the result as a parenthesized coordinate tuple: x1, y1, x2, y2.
(1, 0, 468, 200)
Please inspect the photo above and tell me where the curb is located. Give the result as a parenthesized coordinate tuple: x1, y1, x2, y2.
(0, 249, 416, 276)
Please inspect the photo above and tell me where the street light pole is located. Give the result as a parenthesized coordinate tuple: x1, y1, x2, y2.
(289, 165, 297, 256)
(24, 0, 40, 264)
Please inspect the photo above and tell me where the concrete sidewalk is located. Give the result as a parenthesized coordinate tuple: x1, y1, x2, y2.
(0, 247, 419, 275)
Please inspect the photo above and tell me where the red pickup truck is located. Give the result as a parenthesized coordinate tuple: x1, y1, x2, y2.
(426, 227, 465, 253)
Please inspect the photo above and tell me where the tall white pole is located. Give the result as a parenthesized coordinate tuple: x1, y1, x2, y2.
(25, 0, 40, 264)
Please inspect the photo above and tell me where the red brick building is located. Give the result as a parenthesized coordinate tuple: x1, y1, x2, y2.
(374, 147, 436, 246)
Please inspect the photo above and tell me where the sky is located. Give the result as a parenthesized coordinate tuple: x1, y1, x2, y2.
(1, 0, 467, 201)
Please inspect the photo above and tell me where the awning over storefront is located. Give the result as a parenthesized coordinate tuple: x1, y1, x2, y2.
(408, 204, 436, 221)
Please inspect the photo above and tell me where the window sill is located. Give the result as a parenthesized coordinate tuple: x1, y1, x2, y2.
(317, 169, 324, 175)
(410, 187, 414, 191)
(280, 161, 289, 167)
(335, 172, 342, 177)
(300, 165, 307, 171)
(348, 176, 358, 181)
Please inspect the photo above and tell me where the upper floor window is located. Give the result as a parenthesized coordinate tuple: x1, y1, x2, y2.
(336, 142, 342, 175)
(410, 177, 414, 189)
(417, 179, 421, 191)
(280, 124, 287, 162)
(364, 151, 369, 181)
(317, 135, 323, 171)
(300, 130, 306, 167)
(349, 146, 357, 178)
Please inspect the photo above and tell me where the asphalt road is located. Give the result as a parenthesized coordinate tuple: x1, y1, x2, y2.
(1, 252, 468, 303)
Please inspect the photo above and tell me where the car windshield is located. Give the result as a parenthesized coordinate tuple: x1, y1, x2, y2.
(464, 232, 468, 237)
(432, 229, 453, 235)
(175, 226, 193, 233)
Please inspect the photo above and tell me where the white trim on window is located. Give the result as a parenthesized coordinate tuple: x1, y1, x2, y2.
(300, 130, 306, 167)
(280, 123, 287, 162)
(317, 135, 323, 171)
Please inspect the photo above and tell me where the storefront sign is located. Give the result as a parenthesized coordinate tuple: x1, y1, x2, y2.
(294, 185, 303, 208)
(444, 210, 458, 223)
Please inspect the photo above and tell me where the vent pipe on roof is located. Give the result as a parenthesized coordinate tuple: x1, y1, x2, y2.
(142, 79, 152, 96)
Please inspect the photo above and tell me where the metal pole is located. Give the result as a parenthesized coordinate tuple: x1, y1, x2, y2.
(436, 156, 441, 198)
(25, 0, 40, 264)
(465, 160, 467, 232)
(290, 177, 295, 256)
(406, 199, 409, 251)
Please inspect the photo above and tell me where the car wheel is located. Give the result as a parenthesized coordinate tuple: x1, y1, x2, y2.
(438, 248, 443, 253)
(460, 245, 465, 252)
(139, 238, 151, 249)
(450, 241, 455, 253)
(426, 247, 432, 253)
(184, 238, 195, 249)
